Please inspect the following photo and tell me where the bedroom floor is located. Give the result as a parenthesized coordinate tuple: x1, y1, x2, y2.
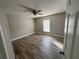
(12, 34, 63, 59)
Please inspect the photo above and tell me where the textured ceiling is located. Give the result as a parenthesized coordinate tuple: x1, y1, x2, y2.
(0, 0, 67, 18)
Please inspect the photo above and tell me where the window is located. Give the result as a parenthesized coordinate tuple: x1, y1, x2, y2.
(43, 20, 50, 32)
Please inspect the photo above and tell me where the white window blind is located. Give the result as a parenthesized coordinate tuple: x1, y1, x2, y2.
(43, 20, 50, 32)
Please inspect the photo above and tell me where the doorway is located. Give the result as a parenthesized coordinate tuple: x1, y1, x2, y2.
(0, 27, 7, 59)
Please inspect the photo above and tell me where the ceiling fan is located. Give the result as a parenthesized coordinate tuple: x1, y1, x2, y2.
(19, 4, 43, 15)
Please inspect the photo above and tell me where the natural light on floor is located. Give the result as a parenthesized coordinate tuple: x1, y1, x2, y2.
(51, 38, 63, 50)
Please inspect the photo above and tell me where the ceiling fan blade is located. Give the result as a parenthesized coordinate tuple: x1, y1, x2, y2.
(19, 4, 35, 11)
(37, 10, 42, 12)
(18, 4, 43, 16)
(19, 10, 31, 12)
(37, 13, 43, 15)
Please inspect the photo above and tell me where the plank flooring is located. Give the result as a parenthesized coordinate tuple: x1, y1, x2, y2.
(12, 34, 63, 59)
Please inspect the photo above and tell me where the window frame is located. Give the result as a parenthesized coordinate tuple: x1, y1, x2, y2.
(43, 19, 50, 32)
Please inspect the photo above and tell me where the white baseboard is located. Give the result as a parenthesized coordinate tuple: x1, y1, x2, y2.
(35, 32, 64, 38)
(11, 32, 64, 41)
(51, 34, 64, 38)
(11, 32, 35, 41)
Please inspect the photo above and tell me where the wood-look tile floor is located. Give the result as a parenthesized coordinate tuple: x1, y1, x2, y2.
(12, 34, 63, 59)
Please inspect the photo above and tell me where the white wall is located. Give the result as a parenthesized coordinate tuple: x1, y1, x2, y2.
(35, 13, 65, 37)
(7, 14, 35, 40)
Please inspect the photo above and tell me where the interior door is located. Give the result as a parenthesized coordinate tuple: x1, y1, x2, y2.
(0, 52, 2, 59)
(64, 0, 79, 59)
(0, 31, 7, 59)
(64, 12, 77, 59)
(64, 14, 69, 52)
(71, 12, 79, 59)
